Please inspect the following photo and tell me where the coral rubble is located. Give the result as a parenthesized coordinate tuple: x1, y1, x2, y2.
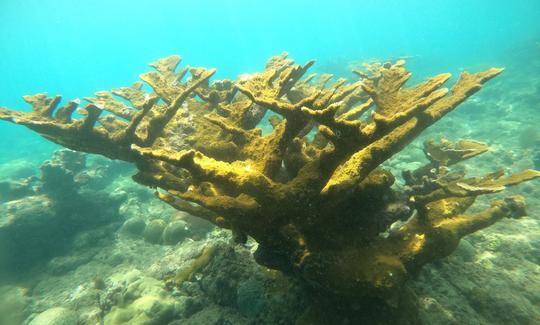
(1, 54, 539, 317)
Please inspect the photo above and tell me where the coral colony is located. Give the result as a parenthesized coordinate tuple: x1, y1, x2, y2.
(1, 54, 539, 316)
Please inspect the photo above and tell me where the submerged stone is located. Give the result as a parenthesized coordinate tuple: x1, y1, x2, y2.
(143, 219, 167, 244)
(237, 277, 267, 317)
(29, 307, 78, 325)
(162, 220, 189, 245)
(0, 286, 30, 325)
(120, 217, 147, 237)
(104, 295, 176, 325)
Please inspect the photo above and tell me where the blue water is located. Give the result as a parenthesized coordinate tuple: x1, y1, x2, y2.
(0, 0, 539, 164)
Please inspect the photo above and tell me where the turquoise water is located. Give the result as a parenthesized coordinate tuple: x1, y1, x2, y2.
(1, 0, 539, 163)
(1, 1, 540, 324)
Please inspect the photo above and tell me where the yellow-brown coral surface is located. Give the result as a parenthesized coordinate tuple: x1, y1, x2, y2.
(1, 54, 539, 306)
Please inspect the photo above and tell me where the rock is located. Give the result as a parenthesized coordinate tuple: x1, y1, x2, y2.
(39, 160, 78, 200)
(125, 276, 168, 299)
(29, 307, 78, 325)
(0, 195, 58, 274)
(47, 253, 94, 275)
(179, 305, 249, 325)
(72, 225, 116, 250)
(102, 270, 180, 324)
(0, 178, 36, 202)
(418, 296, 458, 324)
(237, 277, 267, 317)
(0, 285, 30, 325)
(106, 251, 127, 266)
(162, 220, 189, 245)
(120, 217, 146, 237)
(143, 219, 167, 244)
(109, 188, 129, 202)
(0, 150, 122, 277)
(51, 149, 86, 174)
(0, 159, 36, 180)
(176, 296, 204, 318)
(455, 239, 476, 262)
(104, 295, 176, 325)
(175, 211, 215, 238)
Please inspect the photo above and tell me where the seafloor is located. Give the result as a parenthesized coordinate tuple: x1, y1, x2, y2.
(0, 46, 539, 325)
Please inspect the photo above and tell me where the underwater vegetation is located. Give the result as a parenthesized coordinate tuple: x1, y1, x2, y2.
(1, 53, 539, 322)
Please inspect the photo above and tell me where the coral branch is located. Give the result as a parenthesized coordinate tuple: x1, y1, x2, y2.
(132, 145, 278, 202)
(321, 68, 504, 196)
(434, 196, 526, 238)
(85, 91, 136, 120)
(143, 68, 216, 145)
(424, 138, 490, 166)
(154, 190, 223, 225)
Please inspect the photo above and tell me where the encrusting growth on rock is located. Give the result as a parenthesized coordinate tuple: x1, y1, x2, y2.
(1, 53, 539, 315)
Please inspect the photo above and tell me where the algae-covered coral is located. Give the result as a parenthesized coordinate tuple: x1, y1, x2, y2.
(1, 53, 538, 315)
